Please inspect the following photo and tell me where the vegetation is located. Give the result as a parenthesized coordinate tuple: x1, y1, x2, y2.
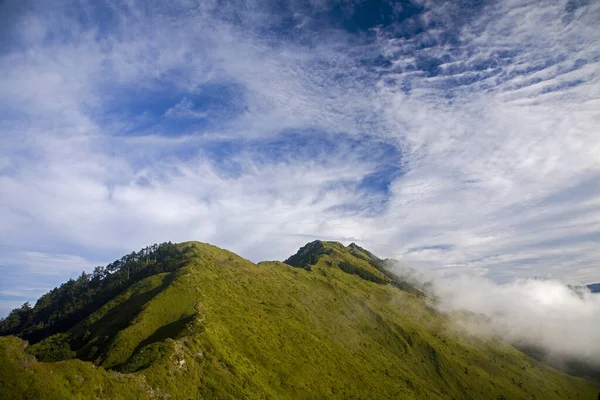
(0, 242, 192, 343)
(0, 336, 151, 400)
(1, 240, 599, 399)
(285, 240, 392, 283)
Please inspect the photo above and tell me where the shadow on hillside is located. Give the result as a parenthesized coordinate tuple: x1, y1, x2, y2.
(71, 271, 179, 362)
(113, 314, 195, 373)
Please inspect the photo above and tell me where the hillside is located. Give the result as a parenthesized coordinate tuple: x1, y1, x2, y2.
(1, 241, 599, 399)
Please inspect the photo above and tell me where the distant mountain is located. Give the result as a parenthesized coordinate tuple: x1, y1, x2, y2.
(588, 283, 600, 293)
(1, 241, 599, 399)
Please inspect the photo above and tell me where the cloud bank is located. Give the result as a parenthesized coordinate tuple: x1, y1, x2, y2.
(433, 276, 600, 367)
(386, 259, 600, 369)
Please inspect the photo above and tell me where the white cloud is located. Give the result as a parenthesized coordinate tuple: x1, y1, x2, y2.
(361, 0, 600, 284)
(164, 98, 208, 119)
(0, 0, 600, 318)
(0, 252, 103, 276)
(432, 275, 600, 366)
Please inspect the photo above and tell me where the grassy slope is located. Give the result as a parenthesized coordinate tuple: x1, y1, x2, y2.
(0, 336, 152, 400)
(1, 241, 599, 399)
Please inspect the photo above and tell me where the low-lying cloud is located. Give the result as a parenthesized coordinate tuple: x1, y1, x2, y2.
(389, 261, 600, 371)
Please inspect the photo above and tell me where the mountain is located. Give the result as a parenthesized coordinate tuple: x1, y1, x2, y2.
(588, 283, 600, 293)
(1, 241, 599, 399)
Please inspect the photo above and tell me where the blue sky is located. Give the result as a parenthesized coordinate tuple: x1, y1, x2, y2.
(1, 0, 599, 316)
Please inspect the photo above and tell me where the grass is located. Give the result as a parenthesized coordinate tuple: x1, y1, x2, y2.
(2, 240, 599, 399)
(0, 336, 152, 400)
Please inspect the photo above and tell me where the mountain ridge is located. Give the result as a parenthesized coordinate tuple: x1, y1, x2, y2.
(1, 240, 599, 399)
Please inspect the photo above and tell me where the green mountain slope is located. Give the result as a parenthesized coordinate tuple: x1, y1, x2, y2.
(1, 241, 598, 399)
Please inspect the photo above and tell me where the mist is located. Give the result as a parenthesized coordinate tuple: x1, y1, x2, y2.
(388, 262, 600, 372)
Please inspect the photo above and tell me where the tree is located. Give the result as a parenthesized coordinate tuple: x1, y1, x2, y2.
(0, 242, 191, 343)
(92, 266, 106, 280)
(0, 302, 32, 335)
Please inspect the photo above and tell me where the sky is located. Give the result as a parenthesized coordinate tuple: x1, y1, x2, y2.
(0, 0, 599, 317)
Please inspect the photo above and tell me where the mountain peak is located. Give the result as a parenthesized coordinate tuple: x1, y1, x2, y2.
(283, 240, 327, 269)
(284, 240, 391, 284)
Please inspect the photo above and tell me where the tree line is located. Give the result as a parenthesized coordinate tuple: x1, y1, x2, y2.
(0, 242, 192, 343)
